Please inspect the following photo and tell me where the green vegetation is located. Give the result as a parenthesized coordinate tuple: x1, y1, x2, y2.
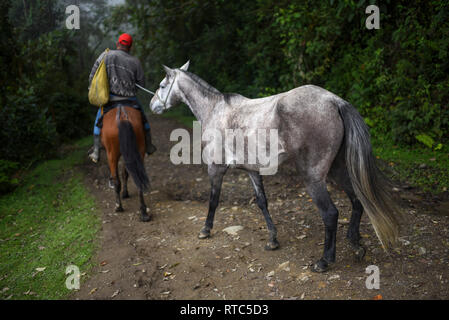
(0, 0, 111, 194)
(0, 137, 100, 299)
(372, 136, 449, 194)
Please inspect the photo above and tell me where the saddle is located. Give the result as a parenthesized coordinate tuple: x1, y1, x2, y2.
(96, 100, 141, 129)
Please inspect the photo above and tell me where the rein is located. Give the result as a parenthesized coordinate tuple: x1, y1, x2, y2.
(136, 73, 177, 111)
(136, 84, 155, 95)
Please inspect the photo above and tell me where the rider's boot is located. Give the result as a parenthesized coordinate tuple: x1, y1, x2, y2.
(88, 135, 101, 163)
(144, 129, 157, 155)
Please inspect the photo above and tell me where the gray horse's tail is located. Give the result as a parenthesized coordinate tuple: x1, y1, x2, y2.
(118, 119, 149, 192)
(336, 99, 402, 249)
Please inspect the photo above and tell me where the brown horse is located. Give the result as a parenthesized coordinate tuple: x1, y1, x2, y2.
(101, 105, 151, 221)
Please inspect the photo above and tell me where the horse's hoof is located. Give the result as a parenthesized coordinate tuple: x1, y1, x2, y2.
(140, 214, 151, 222)
(147, 145, 157, 155)
(198, 229, 211, 239)
(264, 239, 280, 251)
(122, 192, 130, 199)
(353, 246, 366, 262)
(347, 238, 366, 262)
(311, 259, 329, 273)
(115, 206, 124, 212)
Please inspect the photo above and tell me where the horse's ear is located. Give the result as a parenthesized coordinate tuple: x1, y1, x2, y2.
(163, 65, 174, 77)
(180, 60, 190, 71)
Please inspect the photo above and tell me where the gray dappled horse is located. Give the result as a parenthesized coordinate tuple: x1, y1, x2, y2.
(150, 61, 401, 272)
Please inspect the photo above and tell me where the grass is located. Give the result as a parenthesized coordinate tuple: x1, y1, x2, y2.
(0, 137, 100, 300)
(372, 136, 449, 194)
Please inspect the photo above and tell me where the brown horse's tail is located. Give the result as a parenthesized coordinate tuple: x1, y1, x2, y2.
(118, 119, 149, 192)
(336, 99, 402, 249)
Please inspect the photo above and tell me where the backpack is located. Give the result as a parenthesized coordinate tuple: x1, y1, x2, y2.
(88, 48, 110, 107)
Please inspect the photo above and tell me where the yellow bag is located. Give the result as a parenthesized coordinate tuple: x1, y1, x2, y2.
(88, 48, 110, 107)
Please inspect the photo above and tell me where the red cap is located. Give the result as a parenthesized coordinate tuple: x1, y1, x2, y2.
(118, 33, 133, 47)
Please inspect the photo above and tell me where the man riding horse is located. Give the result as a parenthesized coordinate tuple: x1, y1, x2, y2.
(88, 33, 156, 163)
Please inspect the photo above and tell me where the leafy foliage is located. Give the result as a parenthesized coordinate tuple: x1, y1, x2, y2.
(0, 0, 102, 193)
(0, 160, 19, 194)
(0, 27, 93, 161)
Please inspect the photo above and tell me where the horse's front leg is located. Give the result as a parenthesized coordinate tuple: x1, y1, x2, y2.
(198, 164, 228, 239)
(248, 171, 279, 250)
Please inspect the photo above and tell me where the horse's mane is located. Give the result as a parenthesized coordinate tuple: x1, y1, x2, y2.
(180, 70, 245, 104)
(181, 70, 222, 95)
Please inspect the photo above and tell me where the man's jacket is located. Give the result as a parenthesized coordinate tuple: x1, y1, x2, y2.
(88, 49, 144, 97)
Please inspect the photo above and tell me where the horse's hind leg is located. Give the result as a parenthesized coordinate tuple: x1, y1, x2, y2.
(122, 166, 130, 199)
(108, 152, 123, 212)
(198, 164, 227, 239)
(329, 160, 365, 261)
(306, 180, 339, 273)
(248, 171, 279, 250)
(344, 186, 365, 261)
(139, 190, 151, 222)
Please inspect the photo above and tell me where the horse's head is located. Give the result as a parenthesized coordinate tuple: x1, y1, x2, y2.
(150, 61, 190, 114)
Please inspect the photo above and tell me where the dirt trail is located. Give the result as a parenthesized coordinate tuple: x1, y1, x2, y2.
(73, 116, 449, 300)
